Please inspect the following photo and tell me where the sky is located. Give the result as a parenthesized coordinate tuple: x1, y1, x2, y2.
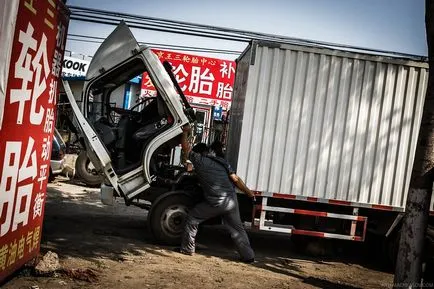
(65, 0, 427, 61)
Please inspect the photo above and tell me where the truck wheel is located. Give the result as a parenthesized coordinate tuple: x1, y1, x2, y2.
(75, 151, 102, 187)
(148, 193, 194, 245)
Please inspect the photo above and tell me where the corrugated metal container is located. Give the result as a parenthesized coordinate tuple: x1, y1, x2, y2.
(227, 41, 432, 210)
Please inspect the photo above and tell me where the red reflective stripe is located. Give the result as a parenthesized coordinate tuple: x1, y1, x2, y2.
(292, 229, 325, 238)
(372, 204, 393, 211)
(328, 199, 351, 206)
(273, 193, 296, 200)
(353, 236, 363, 241)
(293, 209, 327, 217)
(357, 216, 367, 221)
(259, 191, 405, 212)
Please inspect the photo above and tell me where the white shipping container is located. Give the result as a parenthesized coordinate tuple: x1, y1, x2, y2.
(227, 41, 433, 211)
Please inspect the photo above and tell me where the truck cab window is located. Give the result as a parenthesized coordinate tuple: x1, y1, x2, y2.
(84, 58, 173, 174)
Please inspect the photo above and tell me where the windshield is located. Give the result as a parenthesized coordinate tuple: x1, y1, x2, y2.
(85, 57, 171, 126)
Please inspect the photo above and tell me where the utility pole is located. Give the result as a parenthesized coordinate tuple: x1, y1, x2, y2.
(394, 0, 434, 288)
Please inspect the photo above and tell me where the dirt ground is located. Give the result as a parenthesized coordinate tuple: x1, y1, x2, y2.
(3, 178, 396, 289)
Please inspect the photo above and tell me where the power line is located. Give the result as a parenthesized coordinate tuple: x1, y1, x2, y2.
(67, 34, 243, 55)
(68, 33, 243, 53)
(70, 15, 250, 43)
(68, 5, 427, 61)
(70, 12, 247, 41)
(69, 6, 252, 38)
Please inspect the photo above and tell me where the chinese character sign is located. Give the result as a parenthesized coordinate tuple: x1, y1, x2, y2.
(0, 0, 69, 282)
(141, 49, 236, 110)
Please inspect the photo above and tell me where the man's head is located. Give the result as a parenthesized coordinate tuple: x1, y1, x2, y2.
(192, 143, 209, 156)
(210, 141, 225, 158)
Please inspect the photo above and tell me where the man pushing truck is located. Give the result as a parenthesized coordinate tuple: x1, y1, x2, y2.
(177, 125, 256, 263)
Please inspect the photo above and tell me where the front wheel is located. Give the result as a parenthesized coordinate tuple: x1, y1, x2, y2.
(148, 193, 194, 245)
(75, 151, 102, 187)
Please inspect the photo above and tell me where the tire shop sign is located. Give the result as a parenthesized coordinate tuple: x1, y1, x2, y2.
(141, 49, 236, 111)
(0, 0, 69, 282)
(62, 56, 90, 78)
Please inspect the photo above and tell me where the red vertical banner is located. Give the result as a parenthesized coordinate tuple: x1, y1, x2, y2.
(0, 0, 69, 282)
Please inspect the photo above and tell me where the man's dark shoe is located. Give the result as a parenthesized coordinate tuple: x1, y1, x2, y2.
(173, 247, 194, 256)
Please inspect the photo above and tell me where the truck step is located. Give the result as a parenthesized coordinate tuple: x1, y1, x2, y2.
(117, 167, 150, 200)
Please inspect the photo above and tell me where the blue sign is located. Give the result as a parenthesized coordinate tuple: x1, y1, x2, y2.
(129, 75, 142, 84)
(213, 106, 223, 121)
(123, 84, 131, 109)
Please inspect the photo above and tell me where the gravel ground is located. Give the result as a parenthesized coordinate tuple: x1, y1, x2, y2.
(3, 179, 396, 289)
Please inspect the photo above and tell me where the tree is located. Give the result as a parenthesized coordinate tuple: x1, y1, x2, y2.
(394, 0, 434, 287)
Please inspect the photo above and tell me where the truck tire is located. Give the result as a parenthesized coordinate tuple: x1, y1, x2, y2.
(148, 192, 194, 245)
(75, 151, 102, 187)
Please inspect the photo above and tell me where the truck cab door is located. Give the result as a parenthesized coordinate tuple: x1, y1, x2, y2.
(65, 22, 192, 201)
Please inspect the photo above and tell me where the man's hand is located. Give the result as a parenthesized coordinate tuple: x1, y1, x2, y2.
(181, 124, 192, 156)
(230, 173, 256, 202)
(182, 124, 192, 133)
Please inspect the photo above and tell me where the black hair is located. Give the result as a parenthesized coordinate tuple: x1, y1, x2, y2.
(192, 143, 209, 154)
(210, 141, 224, 158)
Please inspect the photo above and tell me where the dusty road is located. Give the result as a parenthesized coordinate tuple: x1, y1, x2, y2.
(3, 179, 395, 289)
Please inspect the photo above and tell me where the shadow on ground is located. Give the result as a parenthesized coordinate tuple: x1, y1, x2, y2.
(183, 228, 379, 289)
(36, 180, 391, 289)
(42, 185, 156, 261)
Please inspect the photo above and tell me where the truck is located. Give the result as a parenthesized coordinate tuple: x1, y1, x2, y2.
(65, 22, 433, 264)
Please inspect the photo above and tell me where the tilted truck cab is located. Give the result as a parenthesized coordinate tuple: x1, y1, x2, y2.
(64, 22, 199, 244)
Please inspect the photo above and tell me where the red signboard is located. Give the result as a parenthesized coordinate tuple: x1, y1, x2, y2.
(0, 0, 69, 282)
(141, 49, 236, 110)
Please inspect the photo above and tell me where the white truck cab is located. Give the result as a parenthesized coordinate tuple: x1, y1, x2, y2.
(64, 22, 199, 244)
